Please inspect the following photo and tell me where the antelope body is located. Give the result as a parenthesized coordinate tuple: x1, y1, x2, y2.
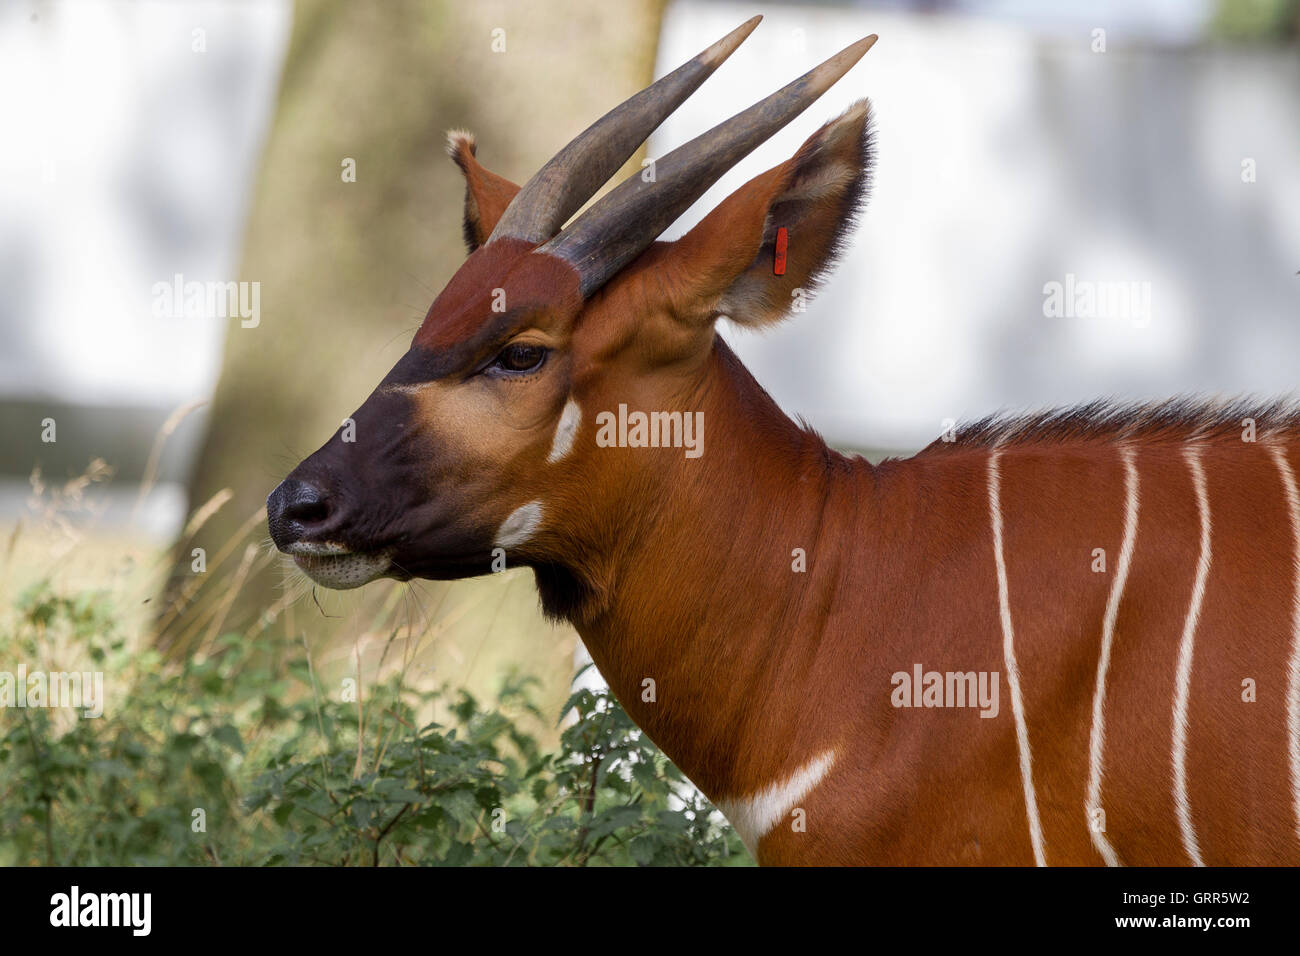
(267, 17, 1300, 865)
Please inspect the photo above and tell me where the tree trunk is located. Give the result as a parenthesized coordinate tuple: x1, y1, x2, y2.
(161, 0, 664, 722)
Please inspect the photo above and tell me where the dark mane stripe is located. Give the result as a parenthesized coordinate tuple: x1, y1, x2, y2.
(919, 395, 1300, 454)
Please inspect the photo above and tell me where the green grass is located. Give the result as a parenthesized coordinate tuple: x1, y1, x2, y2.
(0, 465, 749, 866)
(0, 575, 748, 866)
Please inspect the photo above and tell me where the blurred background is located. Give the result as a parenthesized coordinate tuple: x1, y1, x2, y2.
(2, 0, 1298, 722)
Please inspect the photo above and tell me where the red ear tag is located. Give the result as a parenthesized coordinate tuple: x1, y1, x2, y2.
(774, 227, 788, 276)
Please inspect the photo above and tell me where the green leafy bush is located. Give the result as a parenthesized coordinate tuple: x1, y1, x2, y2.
(0, 581, 748, 866)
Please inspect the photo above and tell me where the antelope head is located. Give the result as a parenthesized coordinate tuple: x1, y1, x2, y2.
(267, 16, 876, 620)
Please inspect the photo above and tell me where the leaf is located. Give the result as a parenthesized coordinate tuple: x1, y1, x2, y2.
(631, 759, 660, 793)
(211, 725, 244, 754)
(629, 835, 658, 866)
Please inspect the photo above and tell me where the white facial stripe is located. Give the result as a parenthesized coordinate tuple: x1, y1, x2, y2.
(714, 749, 836, 859)
(379, 382, 432, 395)
(495, 500, 543, 548)
(548, 400, 582, 462)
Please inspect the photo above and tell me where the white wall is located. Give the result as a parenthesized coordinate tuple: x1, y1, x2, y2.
(650, 2, 1300, 452)
(0, 0, 290, 406)
(0, 1, 291, 533)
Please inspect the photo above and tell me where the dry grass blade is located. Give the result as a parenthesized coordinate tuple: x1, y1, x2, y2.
(132, 399, 208, 523)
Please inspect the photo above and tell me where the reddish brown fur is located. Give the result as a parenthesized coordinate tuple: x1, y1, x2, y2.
(285, 95, 1300, 865)
(447, 132, 521, 251)
(566, 358, 1300, 864)
(518, 117, 1298, 863)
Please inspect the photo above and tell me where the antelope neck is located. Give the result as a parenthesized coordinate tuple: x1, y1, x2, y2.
(572, 339, 885, 803)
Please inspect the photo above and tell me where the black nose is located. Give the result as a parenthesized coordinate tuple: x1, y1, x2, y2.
(267, 478, 333, 550)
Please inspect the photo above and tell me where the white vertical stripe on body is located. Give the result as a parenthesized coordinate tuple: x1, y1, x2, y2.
(988, 449, 1048, 867)
(1172, 445, 1211, 866)
(1267, 441, 1300, 845)
(1086, 446, 1139, 866)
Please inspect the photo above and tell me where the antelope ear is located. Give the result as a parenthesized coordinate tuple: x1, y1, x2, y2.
(446, 131, 522, 252)
(664, 100, 873, 326)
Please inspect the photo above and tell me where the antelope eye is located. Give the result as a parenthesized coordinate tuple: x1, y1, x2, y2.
(491, 343, 548, 374)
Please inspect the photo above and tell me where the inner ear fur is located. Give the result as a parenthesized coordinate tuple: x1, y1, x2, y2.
(664, 99, 873, 327)
(446, 130, 522, 252)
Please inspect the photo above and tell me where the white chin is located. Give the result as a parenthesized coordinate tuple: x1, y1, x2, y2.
(293, 551, 391, 590)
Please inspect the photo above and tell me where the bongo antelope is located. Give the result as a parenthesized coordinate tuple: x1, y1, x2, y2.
(268, 16, 1300, 865)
